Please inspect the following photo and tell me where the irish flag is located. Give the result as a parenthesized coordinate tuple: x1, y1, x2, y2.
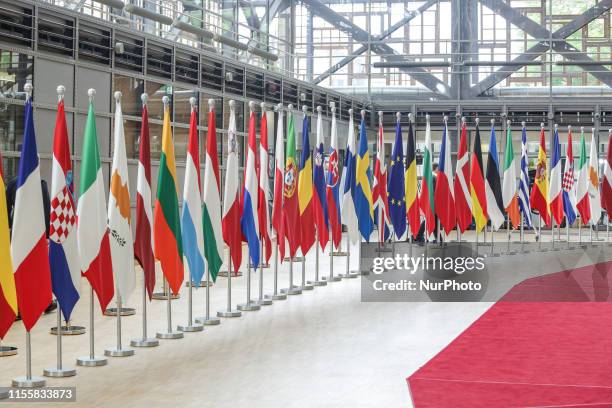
(77, 90, 114, 312)
(202, 99, 223, 281)
(502, 122, 520, 229)
(0, 149, 17, 338)
(576, 128, 591, 224)
(154, 97, 184, 295)
(419, 116, 435, 237)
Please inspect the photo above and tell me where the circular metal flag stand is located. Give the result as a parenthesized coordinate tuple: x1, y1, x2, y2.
(104, 307, 136, 316)
(217, 250, 242, 318)
(339, 236, 358, 279)
(131, 278, 159, 347)
(308, 230, 327, 286)
(76, 286, 107, 367)
(152, 280, 180, 300)
(256, 240, 273, 306)
(281, 258, 302, 295)
(326, 241, 341, 282)
(49, 323, 86, 336)
(0, 342, 17, 357)
(0, 389, 8, 399)
(12, 332, 45, 388)
(265, 243, 287, 300)
(238, 262, 261, 311)
(43, 307, 76, 377)
(185, 281, 212, 288)
(196, 264, 221, 325)
(156, 279, 184, 339)
(177, 271, 204, 332)
(217, 270, 244, 278)
(105, 294, 135, 356)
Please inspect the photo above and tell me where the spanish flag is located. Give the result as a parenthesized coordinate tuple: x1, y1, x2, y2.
(0, 150, 17, 338)
(153, 98, 184, 295)
(530, 124, 551, 227)
(470, 119, 488, 232)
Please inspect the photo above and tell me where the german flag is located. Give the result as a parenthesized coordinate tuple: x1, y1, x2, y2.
(470, 119, 488, 232)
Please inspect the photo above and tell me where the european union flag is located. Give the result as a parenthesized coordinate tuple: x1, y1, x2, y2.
(387, 118, 406, 239)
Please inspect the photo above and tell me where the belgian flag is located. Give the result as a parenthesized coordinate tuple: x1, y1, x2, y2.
(470, 119, 488, 232)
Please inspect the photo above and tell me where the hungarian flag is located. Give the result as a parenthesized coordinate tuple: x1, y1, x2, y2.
(355, 115, 374, 241)
(12, 98, 52, 330)
(373, 115, 391, 242)
(502, 122, 520, 229)
(77, 93, 114, 312)
(313, 107, 329, 250)
(518, 124, 533, 228)
(49, 94, 80, 322)
(562, 126, 577, 226)
(0, 150, 17, 338)
(549, 125, 564, 226)
(485, 122, 504, 231)
(387, 115, 406, 239)
(272, 108, 286, 259)
(588, 129, 602, 225)
(202, 100, 223, 281)
(340, 112, 359, 244)
(576, 128, 591, 224)
(454, 120, 472, 233)
(405, 118, 420, 239)
(434, 119, 455, 234)
(258, 107, 272, 263)
(603, 133, 612, 214)
(298, 112, 315, 254)
(134, 96, 155, 298)
(109, 93, 135, 300)
(325, 106, 342, 249)
(154, 100, 184, 295)
(419, 117, 435, 237)
(470, 120, 488, 232)
(181, 101, 205, 284)
(530, 125, 551, 227)
(283, 109, 302, 258)
(222, 102, 243, 272)
(241, 109, 260, 268)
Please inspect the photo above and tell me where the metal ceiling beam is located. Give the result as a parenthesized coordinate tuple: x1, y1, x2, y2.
(301, 0, 451, 98)
(313, 0, 438, 85)
(241, 0, 289, 57)
(470, 0, 612, 97)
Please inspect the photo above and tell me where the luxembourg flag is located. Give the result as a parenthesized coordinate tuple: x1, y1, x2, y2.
(240, 107, 260, 269)
(181, 99, 205, 284)
(11, 97, 52, 331)
(549, 125, 565, 226)
(562, 126, 577, 226)
(49, 91, 80, 322)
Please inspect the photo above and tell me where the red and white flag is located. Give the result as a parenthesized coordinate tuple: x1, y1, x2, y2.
(372, 114, 390, 242)
(258, 104, 272, 263)
(222, 101, 242, 273)
(454, 119, 472, 233)
(271, 106, 285, 260)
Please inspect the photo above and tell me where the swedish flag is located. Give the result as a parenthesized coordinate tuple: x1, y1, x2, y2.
(355, 114, 374, 241)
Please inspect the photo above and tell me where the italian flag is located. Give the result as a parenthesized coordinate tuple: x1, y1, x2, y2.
(419, 117, 435, 237)
(502, 123, 520, 229)
(153, 101, 184, 295)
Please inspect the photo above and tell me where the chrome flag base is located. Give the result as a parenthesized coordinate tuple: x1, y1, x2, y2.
(266, 293, 287, 301)
(0, 390, 8, 399)
(177, 324, 203, 332)
(339, 272, 358, 279)
(217, 271, 243, 278)
(152, 292, 180, 300)
(281, 286, 302, 295)
(104, 348, 135, 357)
(12, 376, 46, 388)
(299, 284, 314, 291)
(308, 280, 327, 287)
(237, 302, 261, 311)
(50, 325, 86, 335)
(195, 316, 221, 325)
(104, 307, 136, 316)
(76, 356, 107, 367)
(217, 310, 242, 318)
(130, 338, 159, 347)
(255, 298, 273, 306)
(0, 346, 17, 357)
(324, 276, 342, 282)
(156, 331, 184, 340)
(185, 281, 212, 288)
(43, 367, 76, 377)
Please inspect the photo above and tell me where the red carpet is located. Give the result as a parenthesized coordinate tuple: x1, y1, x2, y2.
(408, 261, 612, 407)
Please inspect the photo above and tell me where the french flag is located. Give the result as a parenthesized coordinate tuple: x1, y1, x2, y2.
(240, 107, 260, 268)
(549, 125, 565, 226)
(11, 97, 52, 331)
(49, 93, 80, 322)
(434, 119, 456, 234)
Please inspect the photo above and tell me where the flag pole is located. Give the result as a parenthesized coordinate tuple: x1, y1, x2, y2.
(76, 286, 107, 366)
(12, 331, 45, 388)
(257, 235, 273, 304)
(520, 212, 524, 253)
(217, 249, 241, 317)
(579, 217, 582, 245)
(131, 275, 159, 346)
(106, 292, 136, 355)
(156, 278, 184, 339)
(178, 269, 204, 331)
(196, 262, 221, 325)
(285, 256, 302, 295)
(268, 241, 288, 298)
(43, 307, 76, 377)
(238, 259, 261, 310)
(327, 102, 342, 283)
(538, 215, 542, 251)
(311, 231, 327, 286)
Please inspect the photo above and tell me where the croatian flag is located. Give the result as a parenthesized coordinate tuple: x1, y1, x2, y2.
(11, 98, 52, 331)
(549, 125, 564, 226)
(434, 118, 456, 234)
(240, 108, 260, 269)
(562, 126, 577, 226)
(325, 105, 342, 250)
(313, 106, 329, 250)
(49, 93, 81, 321)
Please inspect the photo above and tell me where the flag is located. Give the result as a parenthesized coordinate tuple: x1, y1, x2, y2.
(340, 113, 359, 244)
(603, 133, 612, 214)
(222, 101, 242, 272)
(12, 98, 52, 330)
(419, 118, 435, 237)
(313, 107, 329, 250)
(241, 109, 260, 268)
(405, 118, 420, 239)
(518, 124, 532, 228)
(258, 107, 272, 263)
(272, 108, 286, 258)
(355, 115, 374, 241)
(434, 119, 455, 234)
(0, 150, 17, 338)
(49, 95, 80, 322)
(154, 99, 184, 295)
(485, 122, 504, 231)
(181, 101, 205, 285)
(325, 107, 342, 250)
(373, 115, 390, 242)
(549, 126, 564, 226)
(283, 109, 301, 258)
(576, 128, 591, 224)
(202, 100, 223, 281)
(588, 129, 602, 225)
(502, 123, 520, 229)
(387, 115, 406, 239)
(454, 120, 472, 233)
(470, 121, 488, 232)
(562, 126, 577, 226)
(530, 125, 551, 227)
(134, 97, 155, 298)
(77, 93, 114, 313)
(109, 93, 135, 301)
(298, 112, 315, 254)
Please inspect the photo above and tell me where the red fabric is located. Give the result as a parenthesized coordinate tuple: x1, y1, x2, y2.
(83, 232, 115, 311)
(602, 134, 612, 214)
(222, 197, 242, 274)
(531, 128, 552, 227)
(258, 112, 272, 263)
(419, 181, 435, 236)
(454, 123, 472, 233)
(408, 261, 612, 407)
(434, 171, 455, 234)
(272, 165, 285, 260)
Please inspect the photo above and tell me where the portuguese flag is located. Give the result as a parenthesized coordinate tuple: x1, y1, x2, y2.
(419, 117, 435, 237)
(283, 109, 301, 258)
(153, 101, 184, 295)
